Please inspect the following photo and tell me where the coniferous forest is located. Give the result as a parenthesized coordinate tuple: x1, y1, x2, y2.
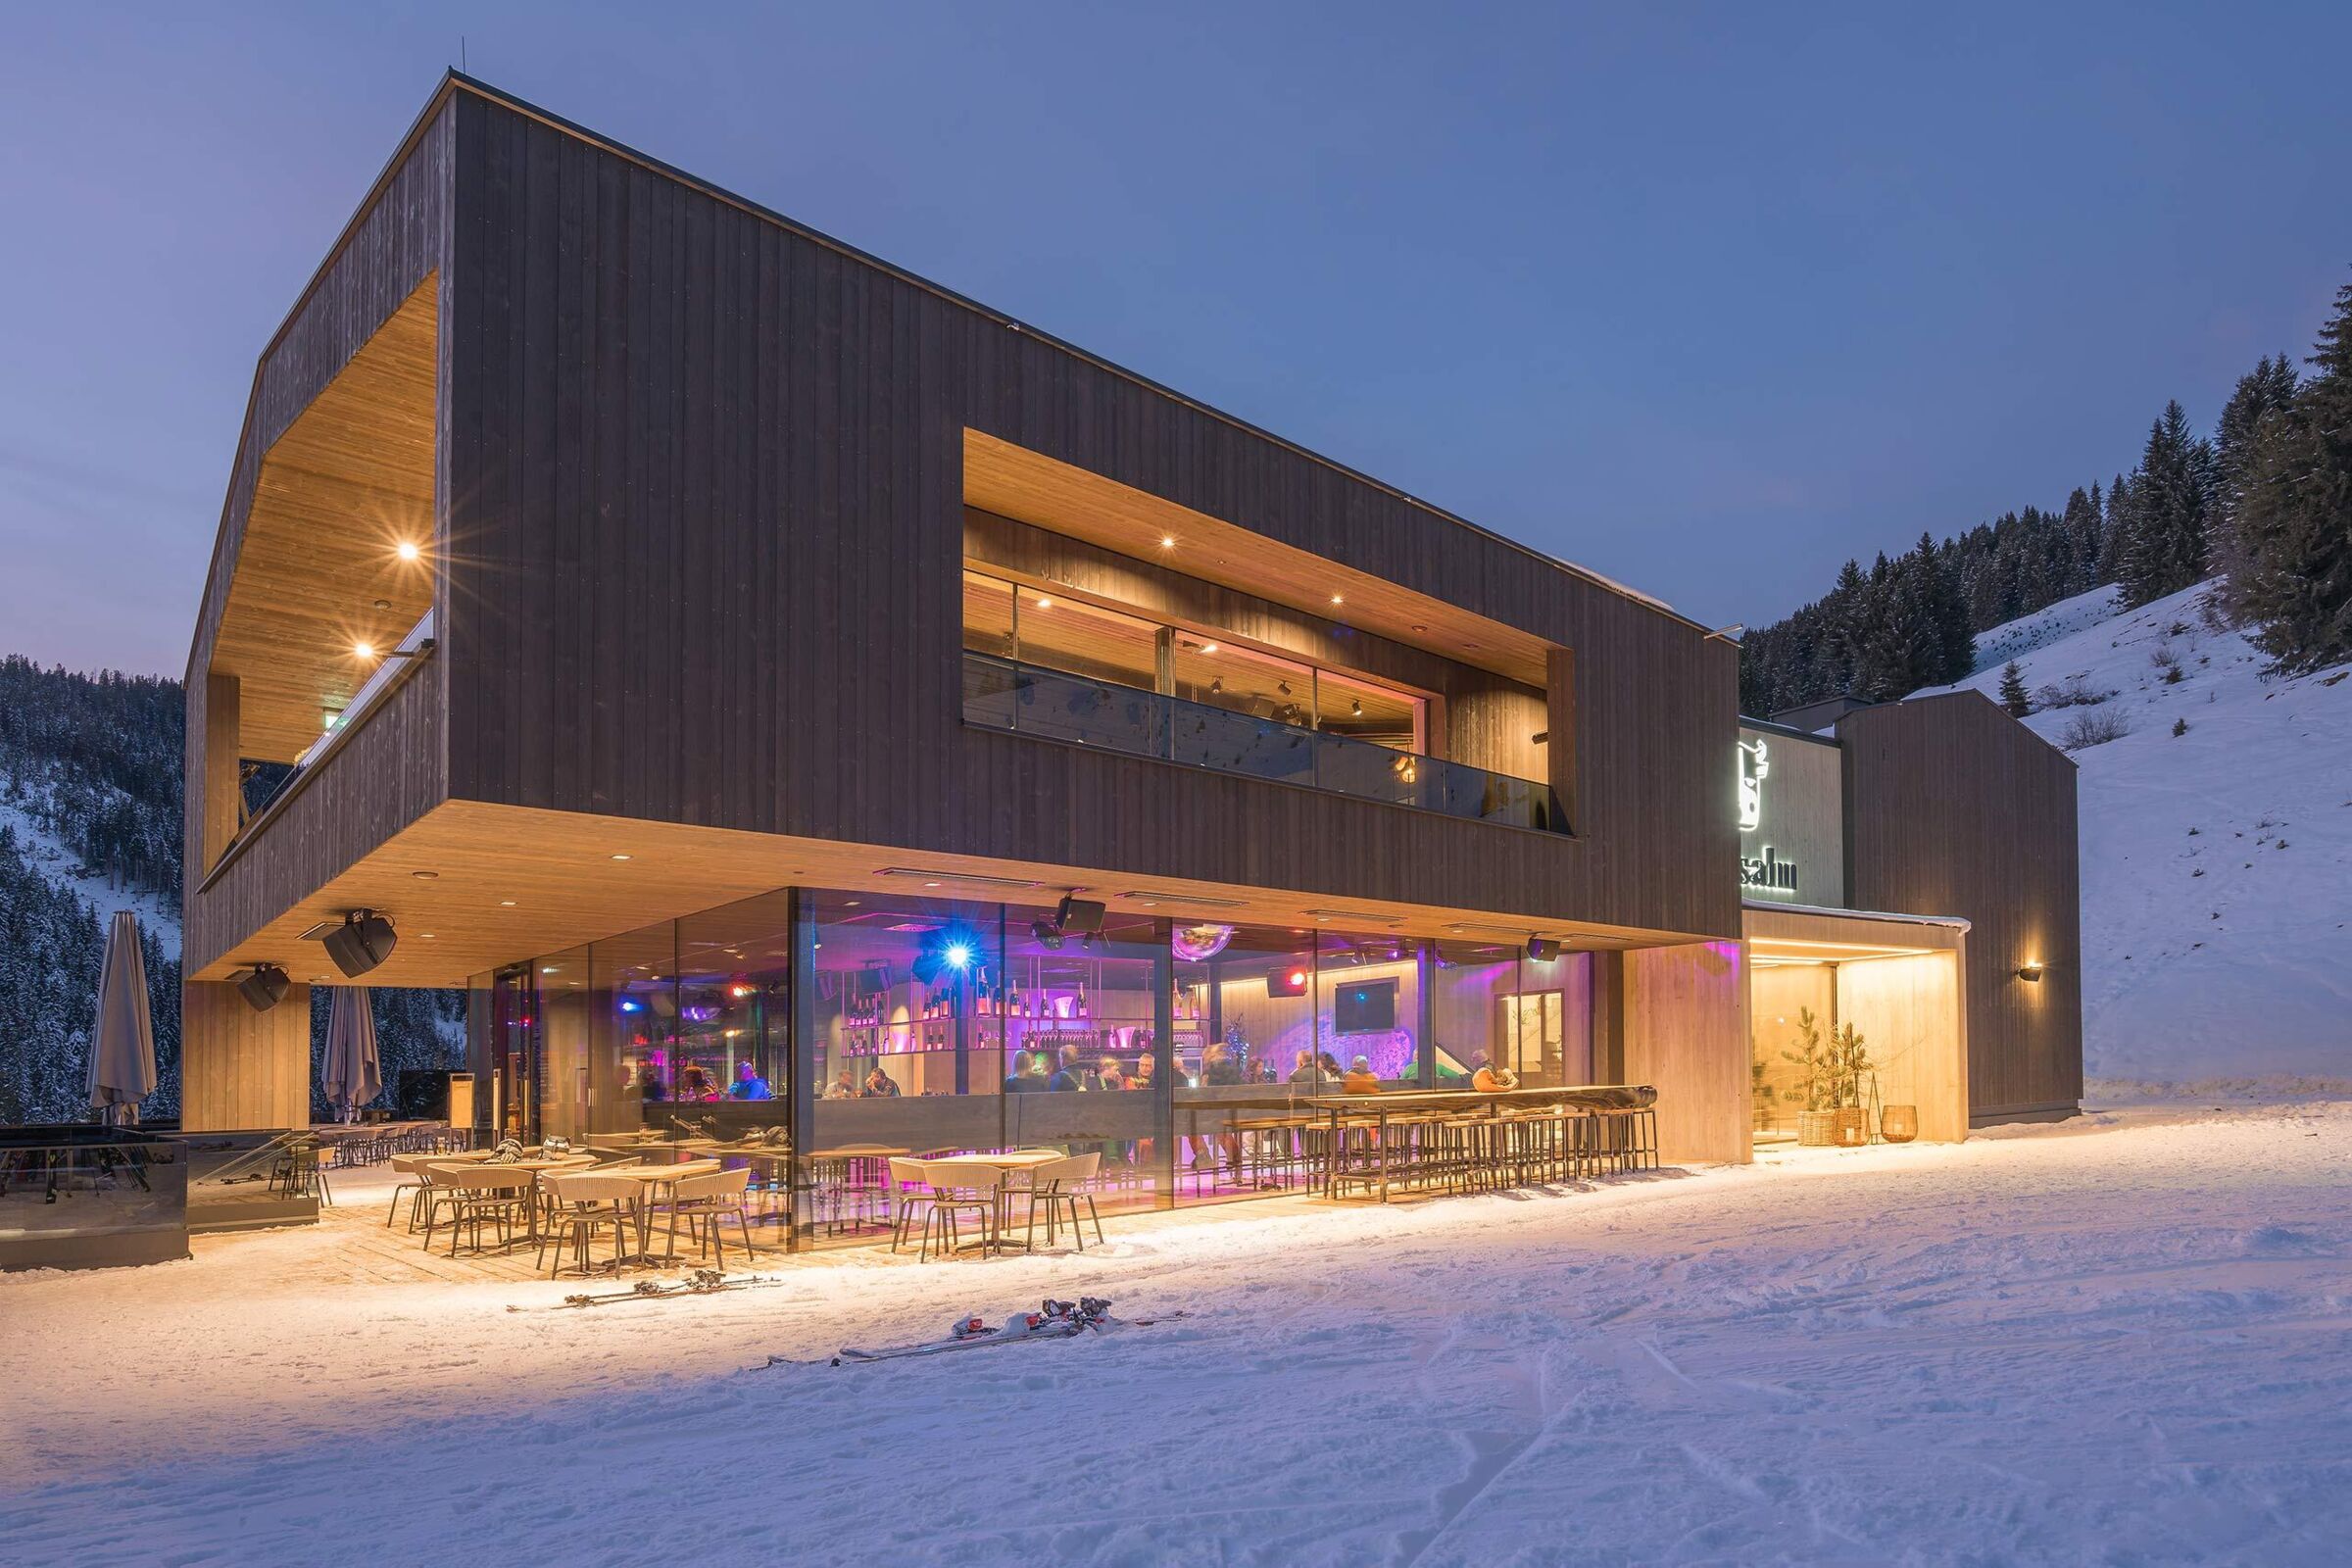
(0, 657, 459, 1125)
(1740, 269, 2352, 715)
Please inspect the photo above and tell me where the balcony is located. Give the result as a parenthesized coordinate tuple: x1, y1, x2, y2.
(962, 652, 1562, 832)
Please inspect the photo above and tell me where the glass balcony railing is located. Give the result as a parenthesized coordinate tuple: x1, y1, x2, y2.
(963, 652, 1563, 832)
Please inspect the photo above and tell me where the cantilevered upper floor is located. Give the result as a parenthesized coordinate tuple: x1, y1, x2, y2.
(183, 74, 1742, 992)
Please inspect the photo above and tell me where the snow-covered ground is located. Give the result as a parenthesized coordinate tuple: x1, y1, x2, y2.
(4, 1102, 2348, 1565)
(1919, 580, 2352, 1092)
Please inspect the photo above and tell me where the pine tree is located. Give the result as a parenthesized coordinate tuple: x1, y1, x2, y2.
(2210, 354, 2303, 612)
(1999, 661, 2031, 716)
(2114, 402, 2217, 608)
(2230, 270, 2352, 671)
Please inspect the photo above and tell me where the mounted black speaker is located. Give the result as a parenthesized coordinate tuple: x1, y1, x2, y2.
(323, 910, 398, 977)
(237, 963, 290, 1012)
(1054, 895, 1106, 935)
(1525, 936, 1559, 962)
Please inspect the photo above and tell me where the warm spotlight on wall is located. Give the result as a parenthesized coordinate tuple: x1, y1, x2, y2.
(2017, 959, 2045, 983)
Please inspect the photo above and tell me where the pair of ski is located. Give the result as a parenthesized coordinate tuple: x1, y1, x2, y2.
(760, 1297, 1183, 1368)
(509, 1267, 788, 1311)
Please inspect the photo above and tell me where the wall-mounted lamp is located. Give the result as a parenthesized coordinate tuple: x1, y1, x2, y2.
(2017, 960, 2045, 983)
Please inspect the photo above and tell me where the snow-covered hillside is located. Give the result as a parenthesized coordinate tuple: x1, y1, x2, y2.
(0, 794, 179, 945)
(1919, 580, 2352, 1091)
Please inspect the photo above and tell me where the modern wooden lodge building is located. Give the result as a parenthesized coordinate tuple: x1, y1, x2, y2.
(180, 76, 2082, 1219)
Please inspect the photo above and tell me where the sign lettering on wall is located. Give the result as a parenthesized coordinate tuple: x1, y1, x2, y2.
(1737, 737, 1800, 897)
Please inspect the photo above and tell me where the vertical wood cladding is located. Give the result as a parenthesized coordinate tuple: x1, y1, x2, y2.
(181, 979, 313, 1131)
(1840, 693, 2083, 1118)
(182, 103, 453, 977)
(440, 86, 1740, 942)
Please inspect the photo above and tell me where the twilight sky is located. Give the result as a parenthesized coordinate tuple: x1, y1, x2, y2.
(5, 3, 2349, 676)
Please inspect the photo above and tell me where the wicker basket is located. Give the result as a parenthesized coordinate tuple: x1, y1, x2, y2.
(1880, 1104, 1919, 1144)
(1798, 1108, 1872, 1147)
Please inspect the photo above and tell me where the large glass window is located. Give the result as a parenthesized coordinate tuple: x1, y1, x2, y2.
(676, 892, 792, 1130)
(1001, 905, 1167, 1219)
(1171, 923, 1315, 1204)
(592, 918, 678, 1130)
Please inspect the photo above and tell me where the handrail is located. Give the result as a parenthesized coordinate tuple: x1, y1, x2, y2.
(962, 651, 1564, 832)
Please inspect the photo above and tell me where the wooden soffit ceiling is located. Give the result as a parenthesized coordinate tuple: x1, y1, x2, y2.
(198, 800, 1691, 988)
(213, 277, 439, 761)
(963, 430, 1554, 687)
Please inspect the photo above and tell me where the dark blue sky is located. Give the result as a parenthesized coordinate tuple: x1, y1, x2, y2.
(6, 3, 2348, 674)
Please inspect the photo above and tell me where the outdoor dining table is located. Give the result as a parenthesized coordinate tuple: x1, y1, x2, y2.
(591, 1160, 732, 1264)
(934, 1149, 1061, 1253)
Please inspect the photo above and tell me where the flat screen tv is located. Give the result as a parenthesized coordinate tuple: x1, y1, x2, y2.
(1334, 978, 1397, 1035)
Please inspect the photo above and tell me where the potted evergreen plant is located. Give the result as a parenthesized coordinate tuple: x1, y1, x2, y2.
(1782, 1009, 1874, 1146)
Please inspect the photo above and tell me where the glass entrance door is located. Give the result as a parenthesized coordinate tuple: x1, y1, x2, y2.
(487, 964, 541, 1144)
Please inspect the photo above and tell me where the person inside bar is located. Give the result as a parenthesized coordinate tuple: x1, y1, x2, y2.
(1287, 1049, 1328, 1091)
(1343, 1055, 1381, 1094)
(1047, 1044, 1092, 1092)
(1004, 1051, 1037, 1093)
(1096, 1056, 1126, 1091)
(730, 1061, 772, 1101)
(636, 1065, 668, 1102)
(863, 1066, 902, 1098)
(1471, 1061, 1520, 1093)
(825, 1068, 859, 1100)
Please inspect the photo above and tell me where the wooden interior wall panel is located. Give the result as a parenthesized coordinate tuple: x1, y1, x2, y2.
(1841, 694, 2082, 1119)
(439, 87, 1740, 945)
(1622, 941, 1751, 1164)
(1833, 951, 1969, 1142)
(181, 979, 313, 1132)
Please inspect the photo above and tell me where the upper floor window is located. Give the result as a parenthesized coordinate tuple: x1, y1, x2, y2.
(961, 568, 1427, 755)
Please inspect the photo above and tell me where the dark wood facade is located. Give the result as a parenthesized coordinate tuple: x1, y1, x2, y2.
(1840, 692, 2084, 1120)
(425, 79, 1740, 948)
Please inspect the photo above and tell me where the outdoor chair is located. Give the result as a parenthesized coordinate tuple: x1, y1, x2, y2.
(913, 1159, 1005, 1261)
(1020, 1152, 1106, 1252)
(657, 1167, 757, 1267)
(537, 1171, 644, 1278)
(390, 1148, 493, 1232)
(887, 1157, 935, 1253)
(427, 1164, 535, 1256)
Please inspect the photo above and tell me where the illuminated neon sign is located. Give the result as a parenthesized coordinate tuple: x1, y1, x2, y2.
(1737, 737, 1799, 897)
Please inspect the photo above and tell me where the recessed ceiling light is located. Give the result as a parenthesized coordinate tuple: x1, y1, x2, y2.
(610, 853, 632, 861)
(1331, 594, 1344, 605)
(372, 598, 391, 611)
(1159, 536, 1176, 549)
(353, 642, 375, 660)
(499, 900, 516, 907)
(1199, 642, 1218, 655)
(419, 933, 436, 940)
(1035, 596, 1053, 610)
(411, 869, 439, 880)
(395, 540, 421, 562)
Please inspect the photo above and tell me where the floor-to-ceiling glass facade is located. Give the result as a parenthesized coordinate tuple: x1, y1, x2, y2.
(483, 886, 1595, 1249)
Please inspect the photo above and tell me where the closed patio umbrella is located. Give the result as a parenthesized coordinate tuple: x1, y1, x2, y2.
(88, 909, 157, 1124)
(319, 987, 382, 1122)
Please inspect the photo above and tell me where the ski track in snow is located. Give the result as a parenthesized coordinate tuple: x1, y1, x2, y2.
(1916, 578, 2352, 1089)
(2, 1102, 2349, 1565)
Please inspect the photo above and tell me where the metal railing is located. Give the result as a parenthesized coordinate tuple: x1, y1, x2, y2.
(962, 652, 1562, 832)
